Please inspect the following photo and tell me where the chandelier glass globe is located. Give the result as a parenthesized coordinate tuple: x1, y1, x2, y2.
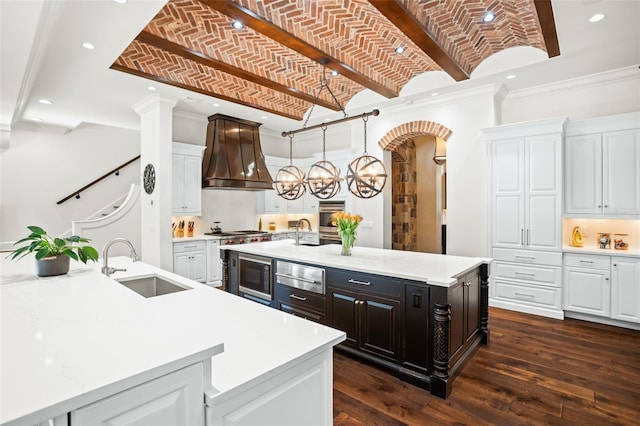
(307, 160, 341, 199)
(346, 154, 387, 198)
(275, 165, 306, 200)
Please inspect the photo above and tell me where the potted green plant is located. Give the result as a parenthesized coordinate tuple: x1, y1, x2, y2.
(9, 226, 99, 277)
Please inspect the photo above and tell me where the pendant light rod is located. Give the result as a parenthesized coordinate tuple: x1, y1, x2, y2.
(281, 109, 379, 138)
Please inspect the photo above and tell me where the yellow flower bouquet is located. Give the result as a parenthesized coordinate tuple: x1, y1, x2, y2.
(332, 212, 363, 256)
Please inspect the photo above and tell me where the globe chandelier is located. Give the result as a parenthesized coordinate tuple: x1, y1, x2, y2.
(280, 59, 386, 200)
(274, 134, 306, 200)
(346, 115, 387, 198)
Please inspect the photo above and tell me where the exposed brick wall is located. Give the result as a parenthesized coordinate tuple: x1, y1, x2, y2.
(391, 139, 417, 251)
(378, 121, 452, 152)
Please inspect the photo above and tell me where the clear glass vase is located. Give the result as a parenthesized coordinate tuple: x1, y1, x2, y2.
(340, 233, 354, 256)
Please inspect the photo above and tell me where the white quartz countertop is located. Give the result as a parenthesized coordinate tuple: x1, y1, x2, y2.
(222, 240, 491, 286)
(1, 256, 344, 425)
(563, 245, 640, 258)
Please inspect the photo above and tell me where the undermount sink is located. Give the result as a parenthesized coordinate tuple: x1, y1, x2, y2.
(292, 241, 320, 247)
(116, 275, 192, 298)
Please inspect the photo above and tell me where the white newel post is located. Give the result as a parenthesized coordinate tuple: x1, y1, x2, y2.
(133, 94, 178, 270)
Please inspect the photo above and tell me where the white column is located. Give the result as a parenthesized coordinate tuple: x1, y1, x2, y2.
(133, 94, 178, 269)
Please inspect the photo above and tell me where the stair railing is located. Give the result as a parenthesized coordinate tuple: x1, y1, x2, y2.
(56, 155, 141, 205)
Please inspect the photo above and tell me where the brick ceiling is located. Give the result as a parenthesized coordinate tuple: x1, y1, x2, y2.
(112, 0, 558, 121)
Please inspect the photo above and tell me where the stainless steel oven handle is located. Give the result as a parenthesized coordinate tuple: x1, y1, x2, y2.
(275, 272, 318, 284)
(348, 278, 371, 286)
(290, 294, 307, 301)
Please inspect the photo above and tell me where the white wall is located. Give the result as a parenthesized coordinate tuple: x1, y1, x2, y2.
(0, 124, 139, 249)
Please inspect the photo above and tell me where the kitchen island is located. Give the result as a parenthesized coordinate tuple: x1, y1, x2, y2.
(221, 240, 491, 399)
(0, 256, 345, 426)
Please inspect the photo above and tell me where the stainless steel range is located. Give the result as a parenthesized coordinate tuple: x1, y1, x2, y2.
(204, 230, 271, 246)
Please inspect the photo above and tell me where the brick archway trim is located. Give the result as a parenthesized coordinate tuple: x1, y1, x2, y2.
(378, 121, 453, 152)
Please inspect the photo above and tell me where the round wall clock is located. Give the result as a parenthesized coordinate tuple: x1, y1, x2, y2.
(143, 163, 156, 194)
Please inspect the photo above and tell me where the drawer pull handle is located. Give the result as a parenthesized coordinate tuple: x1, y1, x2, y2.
(183, 245, 199, 248)
(290, 294, 307, 301)
(514, 292, 535, 299)
(515, 272, 535, 276)
(579, 260, 594, 264)
(348, 279, 371, 286)
(515, 255, 535, 260)
(275, 273, 318, 284)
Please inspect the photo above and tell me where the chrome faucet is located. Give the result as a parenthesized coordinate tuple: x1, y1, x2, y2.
(295, 218, 312, 246)
(101, 238, 141, 276)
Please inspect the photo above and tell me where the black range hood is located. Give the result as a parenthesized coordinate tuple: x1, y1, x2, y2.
(202, 114, 274, 190)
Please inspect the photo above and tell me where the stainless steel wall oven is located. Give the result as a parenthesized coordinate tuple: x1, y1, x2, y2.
(318, 200, 345, 245)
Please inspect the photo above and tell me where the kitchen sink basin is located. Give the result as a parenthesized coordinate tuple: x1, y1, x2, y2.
(115, 275, 192, 298)
(292, 241, 320, 247)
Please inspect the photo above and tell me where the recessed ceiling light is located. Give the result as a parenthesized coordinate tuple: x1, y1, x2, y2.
(331, 70, 339, 76)
(482, 12, 495, 23)
(231, 20, 244, 29)
(113, 0, 127, 3)
(213, 103, 220, 107)
(29, 117, 42, 122)
(38, 99, 52, 105)
(324, 118, 331, 122)
(394, 46, 405, 54)
(82, 42, 95, 50)
(147, 86, 156, 91)
(589, 13, 605, 23)
(431, 92, 439, 97)
(261, 115, 268, 119)
(506, 74, 516, 79)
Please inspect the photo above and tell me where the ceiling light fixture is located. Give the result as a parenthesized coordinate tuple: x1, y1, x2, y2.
(506, 74, 516, 79)
(331, 70, 339, 76)
(231, 20, 244, 29)
(394, 46, 405, 54)
(307, 124, 342, 199)
(213, 103, 220, 107)
(346, 115, 387, 198)
(38, 99, 52, 105)
(431, 92, 439, 97)
(281, 59, 385, 199)
(147, 86, 156, 91)
(482, 12, 495, 23)
(82, 42, 95, 50)
(113, 0, 127, 4)
(274, 134, 306, 200)
(589, 13, 605, 23)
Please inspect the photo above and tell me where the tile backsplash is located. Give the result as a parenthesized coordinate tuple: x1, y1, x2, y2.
(563, 218, 639, 250)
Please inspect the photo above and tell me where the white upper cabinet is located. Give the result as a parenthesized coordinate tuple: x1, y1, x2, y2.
(172, 142, 205, 216)
(565, 112, 640, 216)
(489, 127, 563, 252)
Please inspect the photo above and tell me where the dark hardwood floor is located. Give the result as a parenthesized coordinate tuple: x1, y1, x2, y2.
(333, 307, 640, 425)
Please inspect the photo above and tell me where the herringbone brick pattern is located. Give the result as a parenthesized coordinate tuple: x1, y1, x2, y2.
(112, 0, 549, 120)
(378, 120, 452, 152)
(402, 0, 548, 74)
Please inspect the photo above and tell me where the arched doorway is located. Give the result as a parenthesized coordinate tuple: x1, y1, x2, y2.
(378, 121, 452, 253)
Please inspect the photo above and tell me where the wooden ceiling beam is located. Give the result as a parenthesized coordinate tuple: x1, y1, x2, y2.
(109, 64, 302, 121)
(533, 0, 561, 57)
(135, 31, 340, 112)
(198, 0, 398, 99)
(368, 0, 469, 82)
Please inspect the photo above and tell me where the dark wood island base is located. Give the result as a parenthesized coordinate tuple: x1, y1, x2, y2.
(221, 248, 490, 399)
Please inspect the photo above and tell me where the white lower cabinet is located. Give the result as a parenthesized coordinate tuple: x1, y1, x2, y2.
(611, 257, 640, 323)
(174, 241, 207, 283)
(563, 256, 611, 317)
(490, 249, 563, 319)
(72, 363, 205, 426)
(563, 253, 640, 325)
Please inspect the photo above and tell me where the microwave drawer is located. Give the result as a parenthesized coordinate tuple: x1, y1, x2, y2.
(493, 262, 561, 287)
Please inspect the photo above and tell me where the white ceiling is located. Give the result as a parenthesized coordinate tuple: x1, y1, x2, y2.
(1, 0, 639, 137)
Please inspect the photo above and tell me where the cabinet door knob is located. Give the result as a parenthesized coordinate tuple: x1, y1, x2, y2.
(613, 263, 617, 267)
(605, 277, 609, 281)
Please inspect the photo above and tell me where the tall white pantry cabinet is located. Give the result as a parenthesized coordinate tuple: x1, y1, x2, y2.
(483, 117, 567, 319)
